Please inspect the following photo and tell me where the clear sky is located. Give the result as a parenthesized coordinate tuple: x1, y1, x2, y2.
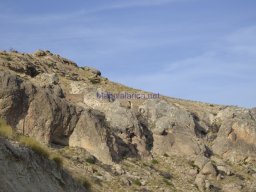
(0, 0, 255, 108)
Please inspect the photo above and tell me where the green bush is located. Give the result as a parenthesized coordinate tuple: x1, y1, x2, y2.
(0, 119, 13, 138)
(163, 179, 174, 187)
(18, 136, 50, 158)
(132, 179, 142, 186)
(85, 157, 96, 164)
(151, 159, 159, 164)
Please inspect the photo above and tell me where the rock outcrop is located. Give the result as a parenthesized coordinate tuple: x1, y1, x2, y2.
(0, 138, 87, 192)
(0, 71, 145, 164)
(1, 50, 256, 192)
(139, 99, 203, 156)
(212, 107, 256, 162)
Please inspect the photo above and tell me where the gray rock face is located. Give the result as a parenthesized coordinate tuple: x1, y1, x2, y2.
(0, 71, 81, 145)
(0, 72, 102, 163)
(0, 138, 87, 192)
(212, 107, 256, 162)
(223, 183, 243, 192)
(216, 165, 231, 176)
(0, 72, 149, 164)
(33, 73, 59, 87)
(200, 162, 217, 177)
(195, 174, 206, 192)
(2, 68, 256, 169)
(69, 109, 114, 164)
(139, 100, 195, 135)
(82, 89, 151, 160)
(139, 99, 202, 156)
(194, 156, 209, 170)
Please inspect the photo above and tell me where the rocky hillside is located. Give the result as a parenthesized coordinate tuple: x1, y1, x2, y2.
(0, 50, 256, 192)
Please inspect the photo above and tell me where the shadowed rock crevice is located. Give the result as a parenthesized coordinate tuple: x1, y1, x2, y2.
(194, 120, 208, 138)
(136, 113, 154, 151)
(25, 65, 39, 77)
(110, 133, 139, 162)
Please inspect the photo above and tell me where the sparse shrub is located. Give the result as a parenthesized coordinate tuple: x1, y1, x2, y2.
(96, 172, 102, 176)
(82, 179, 91, 189)
(18, 136, 50, 158)
(9, 48, 18, 53)
(34, 49, 46, 57)
(163, 153, 169, 157)
(88, 76, 101, 84)
(47, 62, 55, 67)
(51, 155, 63, 167)
(5, 56, 12, 61)
(188, 160, 199, 170)
(85, 156, 96, 164)
(75, 177, 91, 190)
(163, 179, 174, 187)
(132, 179, 142, 186)
(151, 159, 159, 164)
(160, 172, 172, 180)
(0, 119, 13, 138)
(188, 160, 194, 167)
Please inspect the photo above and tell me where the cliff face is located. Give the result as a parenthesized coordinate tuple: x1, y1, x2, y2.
(0, 50, 256, 192)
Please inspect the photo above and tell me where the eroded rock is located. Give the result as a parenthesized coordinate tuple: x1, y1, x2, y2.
(212, 107, 256, 162)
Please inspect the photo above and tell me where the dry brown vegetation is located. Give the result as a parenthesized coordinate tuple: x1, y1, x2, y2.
(0, 119, 13, 138)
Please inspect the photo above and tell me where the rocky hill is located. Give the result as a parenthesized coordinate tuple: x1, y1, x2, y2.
(0, 50, 256, 192)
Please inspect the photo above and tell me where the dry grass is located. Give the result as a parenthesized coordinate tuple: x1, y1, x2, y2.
(74, 176, 92, 190)
(51, 154, 63, 167)
(0, 119, 13, 138)
(18, 137, 64, 167)
(0, 119, 64, 167)
(18, 136, 50, 158)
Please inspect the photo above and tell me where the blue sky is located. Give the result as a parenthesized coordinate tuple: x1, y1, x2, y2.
(0, 0, 256, 108)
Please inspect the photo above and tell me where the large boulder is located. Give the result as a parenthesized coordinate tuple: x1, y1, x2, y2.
(0, 71, 81, 145)
(82, 88, 151, 160)
(212, 107, 256, 162)
(69, 109, 114, 164)
(0, 71, 33, 128)
(139, 99, 203, 156)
